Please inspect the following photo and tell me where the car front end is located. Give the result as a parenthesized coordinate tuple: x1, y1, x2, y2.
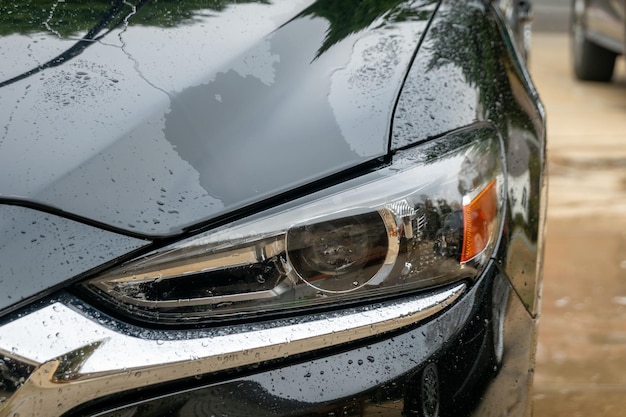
(0, 1, 546, 416)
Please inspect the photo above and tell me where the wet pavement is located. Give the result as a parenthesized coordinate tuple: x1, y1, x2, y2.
(530, 33, 626, 416)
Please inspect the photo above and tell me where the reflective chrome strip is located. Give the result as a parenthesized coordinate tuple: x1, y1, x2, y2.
(0, 283, 465, 417)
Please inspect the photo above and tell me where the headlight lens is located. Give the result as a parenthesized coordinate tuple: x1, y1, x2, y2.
(81, 126, 505, 325)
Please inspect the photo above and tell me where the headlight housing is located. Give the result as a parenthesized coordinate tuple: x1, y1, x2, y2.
(81, 125, 506, 325)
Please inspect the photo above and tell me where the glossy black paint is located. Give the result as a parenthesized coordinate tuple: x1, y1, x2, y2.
(0, 0, 436, 235)
(0, 205, 146, 314)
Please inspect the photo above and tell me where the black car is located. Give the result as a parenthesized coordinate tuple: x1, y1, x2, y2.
(0, 1, 546, 416)
(571, 0, 626, 81)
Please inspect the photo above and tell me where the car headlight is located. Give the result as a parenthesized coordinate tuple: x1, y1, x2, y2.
(80, 125, 505, 325)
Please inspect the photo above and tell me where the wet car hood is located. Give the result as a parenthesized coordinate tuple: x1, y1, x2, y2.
(0, 0, 438, 236)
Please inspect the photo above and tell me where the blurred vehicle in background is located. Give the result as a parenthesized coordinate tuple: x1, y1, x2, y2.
(571, 0, 626, 81)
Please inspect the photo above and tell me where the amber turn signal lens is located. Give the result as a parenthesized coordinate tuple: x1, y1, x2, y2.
(461, 179, 497, 263)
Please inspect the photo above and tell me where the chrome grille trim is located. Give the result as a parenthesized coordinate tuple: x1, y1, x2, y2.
(0, 283, 465, 417)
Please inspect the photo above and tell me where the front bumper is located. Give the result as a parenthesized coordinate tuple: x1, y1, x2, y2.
(0, 265, 536, 417)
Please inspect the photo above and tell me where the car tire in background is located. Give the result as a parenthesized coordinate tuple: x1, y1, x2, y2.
(571, 0, 617, 81)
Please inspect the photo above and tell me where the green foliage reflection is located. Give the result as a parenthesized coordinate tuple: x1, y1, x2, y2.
(0, 0, 268, 37)
(295, 0, 436, 58)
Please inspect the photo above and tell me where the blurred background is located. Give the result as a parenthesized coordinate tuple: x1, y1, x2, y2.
(530, 1, 626, 416)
